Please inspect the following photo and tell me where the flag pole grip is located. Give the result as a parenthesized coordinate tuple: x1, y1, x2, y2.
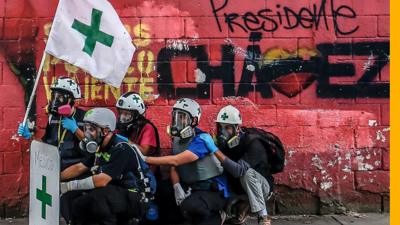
(22, 53, 47, 127)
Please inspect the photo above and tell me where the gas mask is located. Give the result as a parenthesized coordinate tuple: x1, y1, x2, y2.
(169, 109, 194, 139)
(217, 124, 240, 149)
(116, 110, 139, 137)
(48, 90, 73, 116)
(79, 124, 103, 153)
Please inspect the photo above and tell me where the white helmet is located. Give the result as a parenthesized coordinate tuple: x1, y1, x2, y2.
(173, 98, 201, 122)
(50, 77, 82, 99)
(116, 92, 145, 115)
(84, 108, 116, 131)
(216, 105, 242, 124)
(170, 98, 201, 138)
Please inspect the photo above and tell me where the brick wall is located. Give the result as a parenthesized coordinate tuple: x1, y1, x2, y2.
(0, 0, 389, 217)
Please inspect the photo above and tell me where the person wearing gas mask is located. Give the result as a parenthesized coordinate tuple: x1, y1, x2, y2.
(59, 108, 153, 225)
(115, 92, 160, 167)
(17, 77, 90, 172)
(135, 98, 229, 225)
(115, 93, 162, 224)
(199, 105, 274, 225)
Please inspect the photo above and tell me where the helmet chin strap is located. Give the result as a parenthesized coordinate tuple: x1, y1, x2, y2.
(100, 129, 113, 148)
(190, 117, 197, 127)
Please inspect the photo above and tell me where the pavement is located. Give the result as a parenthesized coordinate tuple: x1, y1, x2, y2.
(0, 213, 389, 225)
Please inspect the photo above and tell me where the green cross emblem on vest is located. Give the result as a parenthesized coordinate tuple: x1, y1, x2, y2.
(132, 95, 140, 103)
(72, 8, 114, 57)
(36, 175, 52, 219)
(221, 112, 229, 120)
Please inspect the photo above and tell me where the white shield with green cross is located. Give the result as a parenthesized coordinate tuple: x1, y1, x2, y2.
(29, 141, 60, 225)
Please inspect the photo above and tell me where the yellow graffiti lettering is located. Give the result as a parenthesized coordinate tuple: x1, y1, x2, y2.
(91, 78, 103, 100)
(104, 85, 121, 101)
(64, 63, 80, 75)
(263, 48, 320, 64)
(40, 22, 156, 104)
(42, 75, 56, 101)
(84, 76, 90, 101)
(124, 24, 131, 35)
(139, 78, 154, 101)
(127, 66, 134, 75)
(263, 48, 292, 64)
(51, 56, 61, 65)
(137, 50, 154, 75)
(43, 54, 52, 74)
(44, 23, 52, 37)
(123, 77, 138, 92)
(133, 24, 151, 47)
(297, 48, 319, 58)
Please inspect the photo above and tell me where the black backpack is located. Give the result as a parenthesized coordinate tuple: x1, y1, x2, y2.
(241, 127, 285, 174)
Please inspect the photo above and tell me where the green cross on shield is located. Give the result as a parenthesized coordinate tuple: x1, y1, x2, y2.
(36, 175, 52, 219)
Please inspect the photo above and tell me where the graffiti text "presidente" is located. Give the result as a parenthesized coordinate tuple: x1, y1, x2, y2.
(211, 0, 359, 35)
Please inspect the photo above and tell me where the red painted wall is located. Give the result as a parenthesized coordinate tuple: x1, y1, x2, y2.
(0, 0, 389, 216)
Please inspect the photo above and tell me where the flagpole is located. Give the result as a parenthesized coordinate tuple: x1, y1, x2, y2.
(21, 52, 47, 127)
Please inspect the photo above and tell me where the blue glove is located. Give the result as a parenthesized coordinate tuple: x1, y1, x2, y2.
(62, 117, 78, 133)
(18, 123, 32, 139)
(116, 134, 129, 142)
(199, 133, 219, 154)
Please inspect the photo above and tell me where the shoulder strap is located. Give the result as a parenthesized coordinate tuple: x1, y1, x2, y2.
(116, 142, 153, 196)
(145, 119, 161, 151)
(116, 142, 142, 172)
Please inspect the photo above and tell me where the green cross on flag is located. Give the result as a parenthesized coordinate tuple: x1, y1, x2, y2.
(72, 8, 114, 57)
(45, 0, 136, 88)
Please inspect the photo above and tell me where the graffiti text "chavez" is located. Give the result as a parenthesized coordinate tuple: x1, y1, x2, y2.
(211, 0, 359, 35)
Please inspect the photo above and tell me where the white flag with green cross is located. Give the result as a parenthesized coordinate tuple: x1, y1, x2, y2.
(45, 0, 135, 88)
